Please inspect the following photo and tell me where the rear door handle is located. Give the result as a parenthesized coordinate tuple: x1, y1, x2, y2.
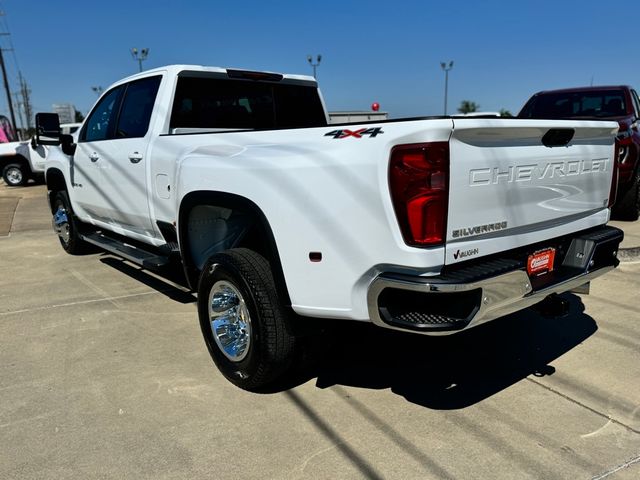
(129, 152, 143, 164)
(89, 152, 99, 162)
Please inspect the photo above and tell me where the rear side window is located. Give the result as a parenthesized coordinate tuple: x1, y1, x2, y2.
(170, 76, 327, 131)
(520, 90, 627, 119)
(116, 76, 162, 138)
(81, 86, 124, 142)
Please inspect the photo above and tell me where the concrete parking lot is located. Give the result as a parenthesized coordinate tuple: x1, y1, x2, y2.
(1, 181, 639, 479)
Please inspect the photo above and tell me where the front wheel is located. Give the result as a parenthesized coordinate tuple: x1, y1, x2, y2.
(52, 191, 91, 254)
(197, 248, 296, 391)
(2, 163, 28, 187)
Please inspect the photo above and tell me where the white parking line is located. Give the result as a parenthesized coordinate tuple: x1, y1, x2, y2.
(0, 290, 162, 317)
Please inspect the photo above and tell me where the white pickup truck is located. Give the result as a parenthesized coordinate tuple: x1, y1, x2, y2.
(0, 123, 81, 186)
(36, 65, 623, 391)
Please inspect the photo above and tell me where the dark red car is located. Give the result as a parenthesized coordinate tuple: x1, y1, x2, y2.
(519, 85, 640, 220)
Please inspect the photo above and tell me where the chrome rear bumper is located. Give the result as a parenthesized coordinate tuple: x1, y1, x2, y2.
(367, 226, 623, 335)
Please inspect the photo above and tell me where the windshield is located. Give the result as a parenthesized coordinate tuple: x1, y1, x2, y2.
(519, 90, 627, 119)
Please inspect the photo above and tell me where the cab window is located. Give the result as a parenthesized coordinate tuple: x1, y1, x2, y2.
(116, 76, 162, 138)
(169, 76, 326, 131)
(81, 86, 124, 142)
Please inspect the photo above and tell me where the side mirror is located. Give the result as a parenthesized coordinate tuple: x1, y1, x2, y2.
(35, 113, 61, 146)
(60, 134, 76, 156)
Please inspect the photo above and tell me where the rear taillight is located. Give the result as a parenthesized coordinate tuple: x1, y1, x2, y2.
(389, 142, 449, 246)
(616, 125, 633, 164)
(609, 139, 620, 208)
(617, 123, 633, 144)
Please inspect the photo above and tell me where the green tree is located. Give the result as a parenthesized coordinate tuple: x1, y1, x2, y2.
(75, 110, 85, 122)
(499, 109, 513, 117)
(458, 100, 479, 114)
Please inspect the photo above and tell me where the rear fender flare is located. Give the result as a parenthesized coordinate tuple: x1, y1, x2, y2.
(178, 191, 291, 306)
(0, 154, 29, 170)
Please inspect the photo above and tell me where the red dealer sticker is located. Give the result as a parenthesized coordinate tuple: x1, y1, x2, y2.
(527, 248, 556, 276)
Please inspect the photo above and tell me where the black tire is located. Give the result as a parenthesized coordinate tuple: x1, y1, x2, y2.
(32, 174, 46, 185)
(2, 163, 28, 187)
(197, 248, 296, 391)
(614, 170, 640, 221)
(52, 191, 91, 254)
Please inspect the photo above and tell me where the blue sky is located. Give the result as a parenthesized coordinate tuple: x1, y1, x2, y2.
(1, 0, 638, 125)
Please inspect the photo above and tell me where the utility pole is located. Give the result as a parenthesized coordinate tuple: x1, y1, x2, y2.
(19, 73, 31, 130)
(16, 98, 25, 130)
(0, 23, 18, 139)
(15, 86, 26, 131)
(0, 47, 18, 139)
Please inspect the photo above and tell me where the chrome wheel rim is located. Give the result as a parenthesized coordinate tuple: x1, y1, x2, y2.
(208, 280, 251, 362)
(52, 204, 70, 245)
(6, 167, 22, 185)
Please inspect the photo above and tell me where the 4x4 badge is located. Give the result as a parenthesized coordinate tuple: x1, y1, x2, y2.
(324, 127, 384, 139)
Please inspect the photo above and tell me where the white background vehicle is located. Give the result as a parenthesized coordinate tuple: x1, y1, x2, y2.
(0, 123, 80, 186)
(38, 65, 623, 390)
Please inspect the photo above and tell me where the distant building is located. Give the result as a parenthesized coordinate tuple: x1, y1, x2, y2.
(329, 111, 389, 124)
(52, 104, 76, 124)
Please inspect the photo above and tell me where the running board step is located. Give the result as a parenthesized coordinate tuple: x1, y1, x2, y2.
(81, 232, 170, 269)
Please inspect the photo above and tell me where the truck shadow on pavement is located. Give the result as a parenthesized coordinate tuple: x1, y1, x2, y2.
(99, 256, 196, 304)
(305, 294, 596, 409)
(93, 254, 596, 409)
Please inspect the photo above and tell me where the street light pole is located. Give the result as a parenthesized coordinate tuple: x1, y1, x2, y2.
(307, 54, 322, 79)
(131, 48, 149, 72)
(440, 60, 454, 115)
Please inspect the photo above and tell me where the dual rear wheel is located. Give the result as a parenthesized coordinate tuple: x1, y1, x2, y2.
(197, 248, 296, 391)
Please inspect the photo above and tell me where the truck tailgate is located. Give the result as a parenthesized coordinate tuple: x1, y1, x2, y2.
(446, 118, 618, 265)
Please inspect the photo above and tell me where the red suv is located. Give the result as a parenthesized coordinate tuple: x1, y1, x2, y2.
(519, 86, 640, 220)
